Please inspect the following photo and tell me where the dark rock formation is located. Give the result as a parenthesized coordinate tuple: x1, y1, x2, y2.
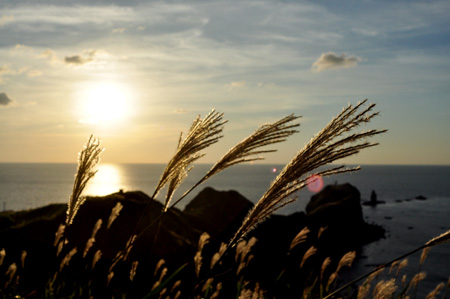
(183, 187, 253, 240)
(305, 183, 385, 253)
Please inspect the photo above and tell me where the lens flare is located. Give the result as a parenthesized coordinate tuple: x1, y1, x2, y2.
(307, 174, 324, 193)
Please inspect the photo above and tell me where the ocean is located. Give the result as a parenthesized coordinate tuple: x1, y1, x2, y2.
(1, 163, 450, 296)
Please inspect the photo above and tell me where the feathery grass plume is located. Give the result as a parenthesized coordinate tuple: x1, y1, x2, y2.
(92, 250, 102, 269)
(289, 227, 310, 252)
(233, 237, 257, 275)
(107, 202, 123, 229)
(154, 259, 166, 277)
(336, 251, 356, 273)
(396, 259, 408, 275)
(21, 250, 27, 269)
(54, 224, 66, 247)
(56, 240, 66, 257)
(171, 280, 181, 294)
(151, 110, 225, 209)
(194, 232, 210, 277)
(211, 282, 222, 299)
(425, 229, 450, 247)
(83, 219, 103, 258)
(240, 237, 257, 263)
(443, 277, 450, 299)
(409, 272, 426, 292)
(327, 272, 338, 291)
(4, 263, 17, 289)
(228, 100, 386, 246)
(318, 226, 328, 239)
(326, 251, 356, 292)
(389, 260, 400, 274)
(237, 253, 255, 276)
(66, 135, 104, 225)
(401, 274, 407, 288)
(169, 114, 300, 210)
(130, 261, 138, 282)
(59, 248, 77, 272)
(373, 278, 397, 299)
(107, 272, 114, 286)
(210, 242, 226, 270)
(235, 239, 247, 262)
(123, 234, 136, 261)
(300, 246, 318, 269)
(0, 248, 5, 267)
(173, 290, 182, 299)
(152, 267, 168, 291)
(420, 246, 431, 266)
(426, 282, 445, 299)
(321, 257, 332, 281)
(357, 281, 371, 299)
(202, 278, 214, 293)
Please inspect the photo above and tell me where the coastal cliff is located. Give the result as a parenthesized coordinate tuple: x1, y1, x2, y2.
(0, 184, 384, 298)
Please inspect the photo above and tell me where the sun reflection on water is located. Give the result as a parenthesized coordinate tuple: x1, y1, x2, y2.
(84, 164, 123, 196)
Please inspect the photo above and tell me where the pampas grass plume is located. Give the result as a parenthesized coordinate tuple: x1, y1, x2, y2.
(107, 202, 123, 229)
(373, 279, 397, 299)
(66, 135, 104, 225)
(300, 246, 317, 269)
(0, 248, 5, 267)
(289, 227, 310, 252)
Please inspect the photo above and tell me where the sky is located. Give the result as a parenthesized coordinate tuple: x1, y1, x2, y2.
(1, 0, 449, 165)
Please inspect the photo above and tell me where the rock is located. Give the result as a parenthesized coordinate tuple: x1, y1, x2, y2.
(305, 183, 385, 253)
(306, 183, 364, 226)
(415, 195, 427, 200)
(183, 187, 253, 239)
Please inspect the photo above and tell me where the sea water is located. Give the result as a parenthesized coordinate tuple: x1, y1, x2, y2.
(1, 163, 450, 296)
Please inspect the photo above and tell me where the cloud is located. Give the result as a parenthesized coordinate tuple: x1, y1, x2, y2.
(0, 65, 15, 76)
(64, 50, 98, 65)
(0, 65, 16, 83)
(311, 52, 362, 72)
(26, 69, 43, 77)
(174, 108, 187, 114)
(0, 92, 13, 107)
(225, 80, 246, 90)
(38, 49, 59, 64)
(112, 27, 126, 33)
(0, 15, 14, 27)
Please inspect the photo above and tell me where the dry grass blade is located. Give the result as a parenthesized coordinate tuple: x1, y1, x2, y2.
(169, 114, 300, 209)
(229, 100, 386, 246)
(66, 135, 104, 225)
(153, 110, 226, 210)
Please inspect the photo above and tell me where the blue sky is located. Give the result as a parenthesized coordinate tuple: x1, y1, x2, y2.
(1, 0, 449, 165)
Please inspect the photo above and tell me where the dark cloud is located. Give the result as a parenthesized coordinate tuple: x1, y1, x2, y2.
(64, 50, 98, 65)
(0, 92, 13, 106)
(64, 55, 92, 65)
(312, 52, 361, 72)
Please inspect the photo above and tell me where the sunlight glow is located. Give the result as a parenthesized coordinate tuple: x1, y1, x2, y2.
(84, 164, 123, 196)
(78, 81, 133, 125)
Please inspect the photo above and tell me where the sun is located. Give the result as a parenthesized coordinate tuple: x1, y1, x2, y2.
(78, 82, 132, 125)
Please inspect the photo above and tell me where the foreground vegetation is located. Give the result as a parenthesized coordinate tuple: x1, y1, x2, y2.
(1, 100, 449, 298)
